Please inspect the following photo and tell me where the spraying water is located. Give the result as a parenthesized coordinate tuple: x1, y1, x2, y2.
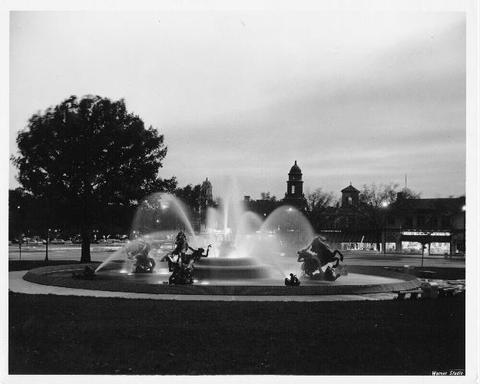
(96, 193, 199, 273)
(95, 184, 316, 281)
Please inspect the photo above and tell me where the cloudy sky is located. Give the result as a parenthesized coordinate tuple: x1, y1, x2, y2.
(10, 11, 465, 199)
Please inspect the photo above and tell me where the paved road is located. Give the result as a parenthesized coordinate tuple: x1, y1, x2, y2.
(344, 251, 465, 268)
(9, 244, 465, 269)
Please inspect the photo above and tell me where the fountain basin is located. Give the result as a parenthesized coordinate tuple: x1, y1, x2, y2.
(194, 257, 272, 280)
(23, 263, 421, 296)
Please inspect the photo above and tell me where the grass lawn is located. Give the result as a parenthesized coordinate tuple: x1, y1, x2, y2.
(9, 259, 83, 271)
(9, 292, 465, 375)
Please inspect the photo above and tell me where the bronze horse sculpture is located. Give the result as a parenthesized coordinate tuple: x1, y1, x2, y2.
(297, 237, 345, 281)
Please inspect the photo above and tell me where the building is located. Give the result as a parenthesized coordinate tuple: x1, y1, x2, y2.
(283, 160, 307, 211)
(335, 183, 361, 230)
(341, 184, 360, 207)
(315, 183, 382, 249)
(314, 184, 465, 256)
(384, 194, 465, 255)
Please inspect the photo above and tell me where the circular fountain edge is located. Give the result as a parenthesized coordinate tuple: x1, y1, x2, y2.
(23, 263, 421, 296)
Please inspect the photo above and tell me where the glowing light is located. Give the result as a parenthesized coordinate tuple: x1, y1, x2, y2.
(381, 201, 389, 208)
(402, 231, 451, 236)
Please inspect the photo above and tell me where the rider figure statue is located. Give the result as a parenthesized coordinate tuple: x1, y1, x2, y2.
(164, 231, 211, 285)
(285, 273, 300, 286)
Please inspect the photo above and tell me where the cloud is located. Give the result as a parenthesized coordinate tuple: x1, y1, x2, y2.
(10, 12, 466, 199)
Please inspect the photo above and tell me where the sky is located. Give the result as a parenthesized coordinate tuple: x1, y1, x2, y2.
(9, 11, 466, 200)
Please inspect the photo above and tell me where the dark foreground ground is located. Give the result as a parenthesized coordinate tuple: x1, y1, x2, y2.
(9, 290, 465, 375)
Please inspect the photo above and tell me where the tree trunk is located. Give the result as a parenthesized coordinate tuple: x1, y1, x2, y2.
(80, 226, 91, 263)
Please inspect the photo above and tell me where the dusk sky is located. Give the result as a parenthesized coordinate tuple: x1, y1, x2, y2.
(9, 11, 466, 200)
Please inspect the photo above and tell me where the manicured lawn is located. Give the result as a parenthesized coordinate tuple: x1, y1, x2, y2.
(9, 259, 82, 271)
(9, 292, 464, 375)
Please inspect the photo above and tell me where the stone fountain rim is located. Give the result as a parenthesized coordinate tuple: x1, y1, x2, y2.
(23, 263, 421, 296)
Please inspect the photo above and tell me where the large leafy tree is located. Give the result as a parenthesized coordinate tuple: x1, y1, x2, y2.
(13, 95, 175, 262)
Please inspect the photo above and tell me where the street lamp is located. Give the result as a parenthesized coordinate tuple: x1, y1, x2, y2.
(45, 228, 51, 262)
(17, 205, 22, 260)
(420, 233, 431, 268)
(381, 201, 389, 254)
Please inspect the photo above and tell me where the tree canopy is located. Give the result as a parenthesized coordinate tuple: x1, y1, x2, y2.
(260, 192, 277, 201)
(354, 183, 421, 246)
(306, 188, 336, 213)
(13, 95, 175, 261)
(175, 184, 202, 212)
(305, 188, 337, 231)
(359, 183, 420, 208)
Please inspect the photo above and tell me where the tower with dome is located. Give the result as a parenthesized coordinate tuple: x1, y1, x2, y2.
(283, 160, 308, 211)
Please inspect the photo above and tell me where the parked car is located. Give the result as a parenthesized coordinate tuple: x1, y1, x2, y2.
(42, 238, 66, 245)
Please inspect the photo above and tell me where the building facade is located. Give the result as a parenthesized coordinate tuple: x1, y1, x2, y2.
(383, 194, 465, 255)
(315, 186, 465, 256)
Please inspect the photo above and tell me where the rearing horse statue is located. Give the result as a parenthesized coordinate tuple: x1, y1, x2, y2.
(297, 236, 344, 279)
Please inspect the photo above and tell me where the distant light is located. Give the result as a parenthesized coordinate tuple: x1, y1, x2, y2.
(462, 205, 466, 211)
(287, 207, 293, 212)
(381, 201, 389, 208)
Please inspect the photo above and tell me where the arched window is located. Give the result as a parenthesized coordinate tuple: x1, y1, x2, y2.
(348, 196, 353, 205)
